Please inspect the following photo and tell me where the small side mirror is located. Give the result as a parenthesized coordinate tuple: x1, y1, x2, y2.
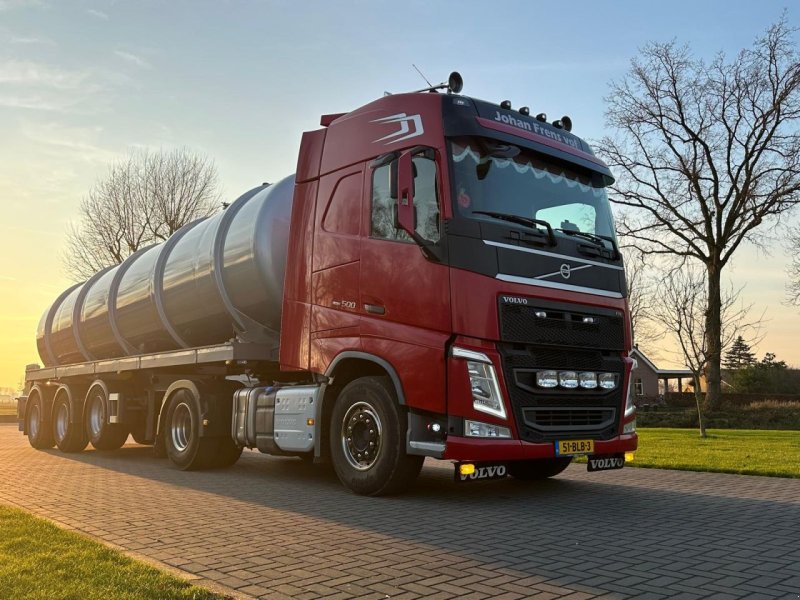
(396, 150, 415, 234)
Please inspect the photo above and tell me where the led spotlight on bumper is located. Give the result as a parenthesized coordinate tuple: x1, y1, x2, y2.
(534, 370, 618, 390)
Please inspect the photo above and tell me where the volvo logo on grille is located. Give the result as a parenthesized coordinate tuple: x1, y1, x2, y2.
(502, 296, 528, 305)
(560, 264, 571, 279)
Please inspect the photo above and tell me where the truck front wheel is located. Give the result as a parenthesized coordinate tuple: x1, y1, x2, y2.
(329, 376, 423, 496)
(507, 457, 572, 480)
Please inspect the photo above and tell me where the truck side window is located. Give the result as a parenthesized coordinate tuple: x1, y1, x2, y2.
(371, 157, 440, 243)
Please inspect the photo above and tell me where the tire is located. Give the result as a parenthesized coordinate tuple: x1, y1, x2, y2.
(210, 437, 243, 468)
(163, 387, 216, 470)
(329, 376, 423, 496)
(52, 392, 89, 453)
(26, 393, 54, 450)
(507, 457, 573, 480)
(85, 386, 129, 451)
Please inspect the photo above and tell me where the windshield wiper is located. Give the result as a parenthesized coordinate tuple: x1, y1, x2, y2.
(556, 229, 620, 260)
(473, 211, 555, 246)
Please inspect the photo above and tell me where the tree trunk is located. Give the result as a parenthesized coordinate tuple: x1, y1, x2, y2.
(704, 261, 723, 411)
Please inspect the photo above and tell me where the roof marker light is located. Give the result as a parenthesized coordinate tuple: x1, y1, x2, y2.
(519, 106, 530, 116)
(501, 100, 512, 110)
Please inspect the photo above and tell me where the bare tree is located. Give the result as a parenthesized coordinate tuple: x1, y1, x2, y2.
(651, 263, 762, 437)
(63, 148, 220, 281)
(622, 247, 663, 354)
(596, 16, 800, 410)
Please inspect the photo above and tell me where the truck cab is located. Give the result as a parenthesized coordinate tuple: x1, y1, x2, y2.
(280, 86, 637, 488)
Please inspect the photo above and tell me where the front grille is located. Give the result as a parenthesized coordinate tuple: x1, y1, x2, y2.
(523, 407, 616, 431)
(499, 300, 625, 350)
(496, 299, 626, 443)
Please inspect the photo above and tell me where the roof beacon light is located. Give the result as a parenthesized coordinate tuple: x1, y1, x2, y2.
(552, 119, 564, 129)
(500, 100, 512, 110)
(535, 112, 547, 122)
(561, 115, 573, 132)
(519, 106, 530, 116)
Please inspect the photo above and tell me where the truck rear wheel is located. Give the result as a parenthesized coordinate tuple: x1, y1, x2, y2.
(52, 392, 89, 453)
(329, 376, 423, 496)
(85, 386, 129, 451)
(507, 457, 572, 480)
(26, 393, 54, 450)
(164, 387, 216, 470)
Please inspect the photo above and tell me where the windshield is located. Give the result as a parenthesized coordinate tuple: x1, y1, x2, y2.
(450, 137, 618, 243)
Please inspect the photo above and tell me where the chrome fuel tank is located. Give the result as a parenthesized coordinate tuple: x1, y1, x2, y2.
(37, 175, 294, 366)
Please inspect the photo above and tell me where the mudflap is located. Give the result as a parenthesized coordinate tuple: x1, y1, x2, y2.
(587, 454, 625, 472)
(454, 462, 508, 483)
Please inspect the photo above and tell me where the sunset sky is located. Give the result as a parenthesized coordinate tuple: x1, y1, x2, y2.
(1, 0, 799, 389)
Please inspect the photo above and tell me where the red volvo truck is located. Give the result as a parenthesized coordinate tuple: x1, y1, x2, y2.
(18, 73, 637, 495)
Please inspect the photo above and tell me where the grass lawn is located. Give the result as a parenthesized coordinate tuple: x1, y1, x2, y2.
(629, 428, 800, 478)
(0, 506, 227, 600)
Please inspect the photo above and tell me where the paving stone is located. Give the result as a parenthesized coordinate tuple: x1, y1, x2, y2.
(0, 424, 797, 600)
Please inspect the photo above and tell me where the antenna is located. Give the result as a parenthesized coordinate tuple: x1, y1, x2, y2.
(412, 64, 433, 87)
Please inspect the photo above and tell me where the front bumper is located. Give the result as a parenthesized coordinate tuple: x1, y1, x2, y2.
(443, 432, 638, 462)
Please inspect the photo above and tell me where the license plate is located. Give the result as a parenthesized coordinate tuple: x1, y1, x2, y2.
(555, 439, 594, 456)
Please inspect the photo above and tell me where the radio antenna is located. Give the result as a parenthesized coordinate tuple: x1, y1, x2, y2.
(412, 64, 433, 87)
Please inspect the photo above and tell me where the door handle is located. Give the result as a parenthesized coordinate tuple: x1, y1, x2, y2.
(363, 303, 386, 315)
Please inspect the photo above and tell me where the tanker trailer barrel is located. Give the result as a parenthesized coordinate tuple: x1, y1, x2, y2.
(37, 175, 295, 367)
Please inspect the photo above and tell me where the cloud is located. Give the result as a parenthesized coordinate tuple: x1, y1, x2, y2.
(20, 120, 118, 164)
(10, 35, 55, 45)
(86, 8, 108, 20)
(0, 0, 44, 10)
(0, 93, 76, 112)
(114, 50, 151, 69)
(0, 59, 90, 90)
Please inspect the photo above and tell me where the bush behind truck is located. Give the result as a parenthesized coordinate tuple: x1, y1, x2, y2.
(18, 73, 637, 495)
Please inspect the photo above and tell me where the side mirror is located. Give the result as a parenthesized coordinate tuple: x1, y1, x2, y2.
(395, 150, 415, 235)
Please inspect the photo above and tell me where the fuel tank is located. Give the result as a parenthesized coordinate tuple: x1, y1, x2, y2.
(37, 175, 295, 367)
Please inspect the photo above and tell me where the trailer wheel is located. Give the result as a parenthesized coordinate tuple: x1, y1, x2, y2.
(164, 387, 215, 470)
(85, 386, 129, 451)
(329, 376, 423, 496)
(26, 393, 54, 450)
(52, 391, 89, 453)
(507, 457, 573, 480)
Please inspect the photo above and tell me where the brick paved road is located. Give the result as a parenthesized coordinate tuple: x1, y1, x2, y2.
(0, 423, 798, 600)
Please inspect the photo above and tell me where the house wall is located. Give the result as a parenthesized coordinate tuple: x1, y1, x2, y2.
(631, 362, 660, 400)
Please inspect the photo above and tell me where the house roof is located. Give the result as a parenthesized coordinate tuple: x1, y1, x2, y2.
(631, 347, 693, 377)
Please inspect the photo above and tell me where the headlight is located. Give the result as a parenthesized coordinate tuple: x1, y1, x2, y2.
(623, 419, 636, 434)
(452, 347, 507, 419)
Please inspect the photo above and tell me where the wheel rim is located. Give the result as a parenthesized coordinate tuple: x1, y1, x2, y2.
(89, 395, 105, 438)
(55, 401, 69, 443)
(341, 401, 382, 471)
(171, 401, 193, 453)
(29, 403, 40, 439)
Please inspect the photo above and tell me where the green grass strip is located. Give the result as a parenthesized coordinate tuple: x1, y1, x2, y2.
(629, 428, 800, 478)
(0, 506, 227, 600)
